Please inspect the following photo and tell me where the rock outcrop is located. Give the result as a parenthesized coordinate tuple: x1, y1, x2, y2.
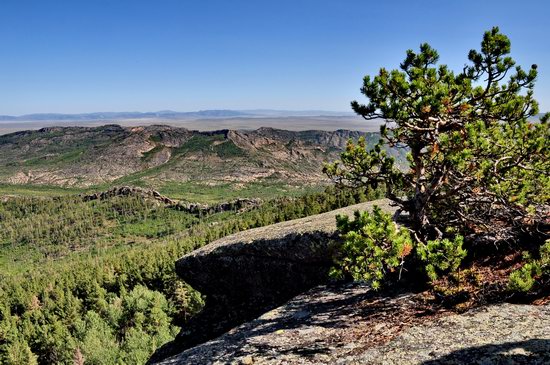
(81, 186, 262, 215)
(154, 282, 550, 364)
(150, 199, 396, 362)
(171, 198, 262, 215)
(149, 197, 550, 364)
(81, 186, 176, 204)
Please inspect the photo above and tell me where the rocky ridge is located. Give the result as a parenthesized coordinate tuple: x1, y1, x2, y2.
(81, 185, 262, 215)
(0, 125, 381, 188)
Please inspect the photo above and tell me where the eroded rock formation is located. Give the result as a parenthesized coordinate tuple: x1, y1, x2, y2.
(81, 186, 262, 215)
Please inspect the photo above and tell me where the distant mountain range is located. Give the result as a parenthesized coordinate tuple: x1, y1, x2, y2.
(0, 109, 354, 121)
(1, 110, 544, 122)
(529, 113, 549, 121)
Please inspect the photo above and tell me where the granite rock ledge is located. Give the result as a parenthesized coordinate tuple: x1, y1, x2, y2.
(155, 283, 550, 364)
(149, 199, 396, 362)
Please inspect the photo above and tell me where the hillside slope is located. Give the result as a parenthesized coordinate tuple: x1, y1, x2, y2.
(0, 125, 383, 194)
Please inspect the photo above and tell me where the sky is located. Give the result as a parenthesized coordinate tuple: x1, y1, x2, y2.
(1, 0, 549, 115)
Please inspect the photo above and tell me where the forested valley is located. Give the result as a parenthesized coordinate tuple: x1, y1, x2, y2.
(0, 186, 380, 364)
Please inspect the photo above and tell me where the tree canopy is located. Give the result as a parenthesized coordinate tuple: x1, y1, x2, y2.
(325, 27, 549, 245)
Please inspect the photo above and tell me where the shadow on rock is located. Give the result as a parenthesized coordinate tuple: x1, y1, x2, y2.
(421, 339, 550, 365)
(148, 230, 340, 363)
(150, 283, 373, 364)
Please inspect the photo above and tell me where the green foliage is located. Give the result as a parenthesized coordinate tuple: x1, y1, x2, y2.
(0, 183, 82, 197)
(330, 206, 414, 289)
(212, 140, 247, 158)
(141, 145, 166, 161)
(172, 134, 224, 155)
(75, 311, 119, 365)
(0, 195, 200, 271)
(0, 186, 378, 364)
(508, 261, 542, 293)
(156, 180, 322, 204)
(171, 281, 205, 322)
(325, 27, 549, 244)
(330, 209, 468, 289)
(416, 236, 467, 281)
(508, 240, 550, 292)
(3, 338, 38, 365)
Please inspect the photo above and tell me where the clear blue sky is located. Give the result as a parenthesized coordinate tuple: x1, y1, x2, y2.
(1, 0, 549, 115)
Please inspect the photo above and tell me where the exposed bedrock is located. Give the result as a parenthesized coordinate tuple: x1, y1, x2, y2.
(81, 185, 262, 215)
(149, 199, 395, 363)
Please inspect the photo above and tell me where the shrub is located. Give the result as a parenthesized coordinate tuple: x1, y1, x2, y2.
(330, 206, 414, 289)
(508, 240, 550, 292)
(416, 236, 467, 281)
(330, 207, 470, 289)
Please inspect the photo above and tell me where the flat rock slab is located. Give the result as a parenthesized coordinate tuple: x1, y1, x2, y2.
(355, 303, 550, 365)
(175, 199, 397, 317)
(188, 198, 396, 256)
(176, 199, 396, 292)
(156, 283, 550, 365)
(175, 199, 397, 304)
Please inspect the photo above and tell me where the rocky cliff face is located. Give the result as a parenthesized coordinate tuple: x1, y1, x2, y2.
(149, 200, 396, 363)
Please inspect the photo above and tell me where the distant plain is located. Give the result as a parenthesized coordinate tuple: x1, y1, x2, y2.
(0, 115, 383, 135)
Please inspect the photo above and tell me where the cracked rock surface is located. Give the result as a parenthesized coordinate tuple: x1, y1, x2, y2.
(156, 283, 550, 364)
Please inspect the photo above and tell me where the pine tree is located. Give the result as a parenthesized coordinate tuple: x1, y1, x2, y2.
(325, 27, 549, 244)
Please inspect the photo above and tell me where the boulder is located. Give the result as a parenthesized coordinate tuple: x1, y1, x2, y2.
(149, 199, 396, 362)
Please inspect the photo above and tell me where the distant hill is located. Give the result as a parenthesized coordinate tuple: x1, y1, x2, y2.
(239, 109, 355, 117)
(0, 109, 353, 122)
(0, 125, 401, 199)
(0, 110, 251, 121)
(528, 113, 549, 121)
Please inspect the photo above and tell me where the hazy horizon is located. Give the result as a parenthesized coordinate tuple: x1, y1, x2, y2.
(0, 114, 384, 136)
